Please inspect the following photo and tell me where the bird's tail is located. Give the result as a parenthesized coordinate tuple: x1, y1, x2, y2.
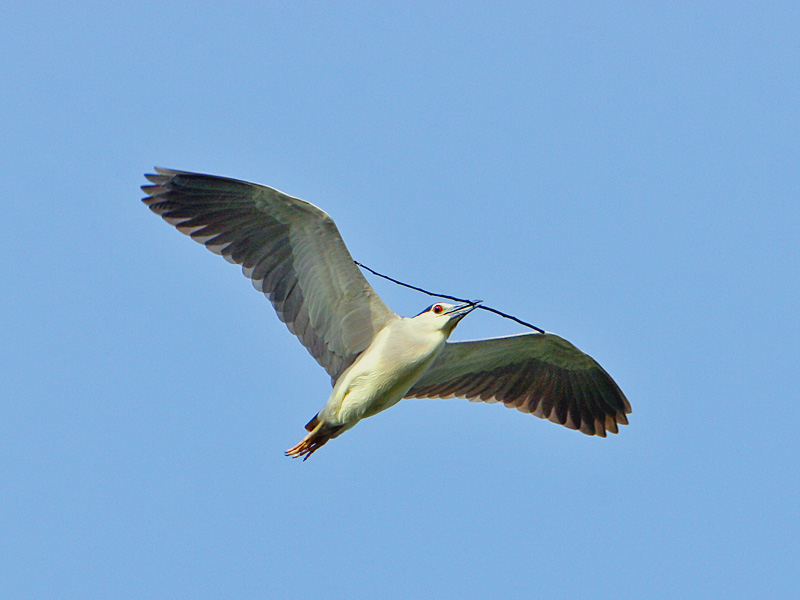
(285, 415, 344, 460)
(304, 414, 321, 432)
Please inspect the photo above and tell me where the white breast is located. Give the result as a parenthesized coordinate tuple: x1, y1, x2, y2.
(322, 318, 448, 425)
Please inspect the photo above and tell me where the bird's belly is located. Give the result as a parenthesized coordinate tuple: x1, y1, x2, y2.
(328, 345, 441, 425)
(334, 370, 415, 423)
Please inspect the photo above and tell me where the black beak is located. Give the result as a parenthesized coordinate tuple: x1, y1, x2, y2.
(445, 300, 481, 321)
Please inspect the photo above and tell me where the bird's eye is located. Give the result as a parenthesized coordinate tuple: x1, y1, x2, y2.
(432, 304, 444, 314)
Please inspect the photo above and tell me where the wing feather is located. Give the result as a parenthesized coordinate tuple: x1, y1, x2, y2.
(405, 332, 630, 436)
(142, 167, 397, 381)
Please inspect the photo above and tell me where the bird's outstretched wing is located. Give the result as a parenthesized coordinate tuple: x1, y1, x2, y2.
(142, 168, 397, 382)
(405, 332, 630, 436)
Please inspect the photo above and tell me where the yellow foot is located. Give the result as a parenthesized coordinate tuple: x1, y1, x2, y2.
(285, 421, 338, 460)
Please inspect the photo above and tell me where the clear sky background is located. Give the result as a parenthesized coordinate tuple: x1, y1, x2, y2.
(2, 2, 798, 599)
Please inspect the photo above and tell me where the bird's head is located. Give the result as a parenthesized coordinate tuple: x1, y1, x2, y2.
(412, 300, 481, 335)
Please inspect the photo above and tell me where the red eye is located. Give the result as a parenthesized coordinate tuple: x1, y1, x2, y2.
(432, 304, 443, 314)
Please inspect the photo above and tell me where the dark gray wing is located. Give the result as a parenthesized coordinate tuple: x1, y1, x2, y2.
(405, 332, 630, 436)
(142, 167, 397, 382)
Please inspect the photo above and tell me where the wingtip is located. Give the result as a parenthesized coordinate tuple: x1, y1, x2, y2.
(154, 166, 180, 176)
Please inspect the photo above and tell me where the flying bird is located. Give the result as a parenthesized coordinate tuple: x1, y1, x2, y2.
(142, 168, 630, 459)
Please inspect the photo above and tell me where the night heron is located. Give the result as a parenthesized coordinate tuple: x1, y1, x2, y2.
(142, 168, 630, 459)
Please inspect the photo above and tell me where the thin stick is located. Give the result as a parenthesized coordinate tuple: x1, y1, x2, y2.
(354, 261, 545, 334)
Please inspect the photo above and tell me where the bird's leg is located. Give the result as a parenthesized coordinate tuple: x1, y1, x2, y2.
(285, 420, 342, 460)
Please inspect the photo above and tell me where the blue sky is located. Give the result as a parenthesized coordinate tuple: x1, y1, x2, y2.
(2, 2, 798, 598)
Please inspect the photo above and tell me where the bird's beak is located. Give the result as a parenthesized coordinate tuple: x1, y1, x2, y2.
(445, 300, 481, 323)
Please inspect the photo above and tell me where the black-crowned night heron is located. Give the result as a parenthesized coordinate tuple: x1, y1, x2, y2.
(142, 168, 630, 459)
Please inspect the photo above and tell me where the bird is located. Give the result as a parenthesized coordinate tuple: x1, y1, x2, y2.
(141, 168, 630, 459)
